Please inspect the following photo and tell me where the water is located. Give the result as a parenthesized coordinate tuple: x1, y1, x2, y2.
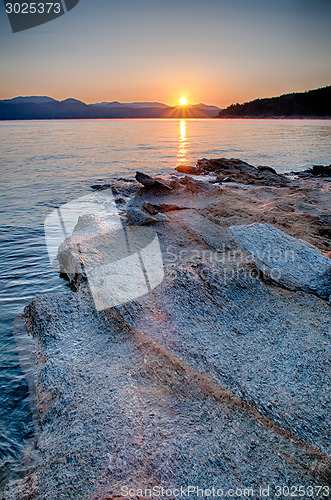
(0, 118, 330, 486)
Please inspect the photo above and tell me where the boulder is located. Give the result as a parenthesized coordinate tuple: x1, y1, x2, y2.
(196, 158, 290, 187)
(135, 171, 172, 191)
(291, 165, 331, 178)
(229, 223, 331, 300)
(175, 164, 199, 175)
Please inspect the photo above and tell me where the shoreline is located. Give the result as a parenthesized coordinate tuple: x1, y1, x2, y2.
(1, 116, 331, 121)
(2, 160, 331, 498)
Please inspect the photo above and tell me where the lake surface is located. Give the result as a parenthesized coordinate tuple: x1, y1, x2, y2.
(0, 118, 330, 485)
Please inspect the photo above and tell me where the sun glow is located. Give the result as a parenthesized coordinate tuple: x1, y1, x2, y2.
(179, 97, 188, 106)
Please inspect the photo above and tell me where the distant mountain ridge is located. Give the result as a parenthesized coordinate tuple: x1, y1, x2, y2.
(90, 101, 170, 109)
(0, 97, 221, 120)
(1, 96, 57, 104)
(218, 86, 331, 118)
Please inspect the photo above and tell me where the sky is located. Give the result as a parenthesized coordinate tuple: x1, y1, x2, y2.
(0, 0, 330, 107)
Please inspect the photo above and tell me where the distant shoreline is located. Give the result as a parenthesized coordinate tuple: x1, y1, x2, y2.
(217, 115, 331, 120)
(1, 116, 331, 121)
(217, 86, 331, 119)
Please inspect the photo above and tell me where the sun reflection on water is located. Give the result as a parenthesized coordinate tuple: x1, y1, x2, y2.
(177, 120, 188, 165)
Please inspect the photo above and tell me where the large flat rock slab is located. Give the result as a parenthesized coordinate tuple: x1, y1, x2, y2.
(229, 223, 331, 300)
(2, 291, 330, 499)
(167, 210, 237, 252)
(118, 261, 331, 458)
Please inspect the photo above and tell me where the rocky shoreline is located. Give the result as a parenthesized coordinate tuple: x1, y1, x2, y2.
(2, 159, 331, 499)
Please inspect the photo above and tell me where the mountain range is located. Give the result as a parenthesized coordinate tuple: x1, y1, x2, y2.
(0, 97, 220, 120)
(1, 87, 329, 120)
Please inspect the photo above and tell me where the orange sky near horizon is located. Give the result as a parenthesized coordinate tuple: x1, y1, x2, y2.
(2, 77, 328, 109)
(0, 0, 330, 107)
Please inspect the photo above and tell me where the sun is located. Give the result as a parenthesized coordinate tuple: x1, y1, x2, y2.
(179, 97, 188, 106)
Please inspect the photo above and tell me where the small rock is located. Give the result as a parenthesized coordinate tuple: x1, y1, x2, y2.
(312, 165, 331, 177)
(126, 207, 168, 226)
(126, 207, 159, 226)
(177, 175, 192, 185)
(141, 202, 159, 215)
(168, 178, 183, 189)
(292, 165, 331, 178)
(155, 213, 169, 223)
(91, 184, 112, 191)
(297, 172, 313, 178)
(135, 172, 172, 191)
(185, 178, 212, 194)
(115, 197, 125, 205)
(175, 165, 199, 175)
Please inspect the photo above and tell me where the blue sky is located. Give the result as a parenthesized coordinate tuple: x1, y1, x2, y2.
(0, 0, 330, 106)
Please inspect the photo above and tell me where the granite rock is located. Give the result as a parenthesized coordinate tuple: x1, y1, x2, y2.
(229, 223, 331, 300)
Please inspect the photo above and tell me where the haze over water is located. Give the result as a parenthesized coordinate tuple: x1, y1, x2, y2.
(0, 118, 330, 484)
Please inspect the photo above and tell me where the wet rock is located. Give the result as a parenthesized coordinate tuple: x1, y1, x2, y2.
(175, 165, 199, 175)
(196, 158, 290, 187)
(297, 172, 314, 178)
(257, 165, 278, 175)
(135, 171, 172, 191)
(229, 223, 331, 300)
(312, 165, 331, 177)
(293, 165, 331, 178)
(91, 184, 112, 191)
